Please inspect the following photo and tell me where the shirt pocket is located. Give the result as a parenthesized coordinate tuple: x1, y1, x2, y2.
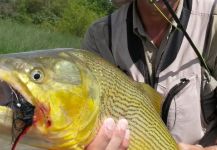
(159, 75, 201, 131)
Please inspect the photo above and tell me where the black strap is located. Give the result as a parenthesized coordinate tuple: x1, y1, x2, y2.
(156, 0, 193, 125)
(126, 3, 152, 85)
(163, 0, 211, 75)
(155, 0, 192, 82)
(199, 116, 217, 146)
(108, 14, 112, 54)
(107, 2, 152, 85)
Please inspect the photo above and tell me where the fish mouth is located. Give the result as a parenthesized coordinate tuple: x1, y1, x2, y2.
(0, 80, 35, 149)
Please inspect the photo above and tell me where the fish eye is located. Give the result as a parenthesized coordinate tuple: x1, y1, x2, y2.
(30, 69, 44, 83)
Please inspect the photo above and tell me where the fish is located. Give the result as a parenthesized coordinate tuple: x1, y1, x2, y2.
(0, 48, 178, 150)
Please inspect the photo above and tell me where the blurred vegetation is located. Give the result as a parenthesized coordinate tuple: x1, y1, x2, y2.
(0, 0, 115, 37)
(0, 20, 82, 54)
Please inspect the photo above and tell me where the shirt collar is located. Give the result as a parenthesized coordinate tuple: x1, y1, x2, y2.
(171, 0, 184, 27)
(132, 0, 147, 37)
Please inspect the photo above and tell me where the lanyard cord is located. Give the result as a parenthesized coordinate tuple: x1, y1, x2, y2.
(149, 0, 211, 76)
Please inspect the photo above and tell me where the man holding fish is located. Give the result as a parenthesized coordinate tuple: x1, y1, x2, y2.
(83, 0, 217, 149)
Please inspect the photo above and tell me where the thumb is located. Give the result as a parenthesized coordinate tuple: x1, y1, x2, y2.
(86, 118, 115, 150)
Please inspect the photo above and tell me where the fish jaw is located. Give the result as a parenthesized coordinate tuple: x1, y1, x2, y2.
(0, 106, 13, 136)
(30, 84, 101, 149)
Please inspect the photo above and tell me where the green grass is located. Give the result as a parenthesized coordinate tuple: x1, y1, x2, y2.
(0, 20, 82, 54)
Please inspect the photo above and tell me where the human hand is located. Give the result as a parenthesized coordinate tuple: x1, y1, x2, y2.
(85, 118, 130, 150)
(179, 143, 217, 150)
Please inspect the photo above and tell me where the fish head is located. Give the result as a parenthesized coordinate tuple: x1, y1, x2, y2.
(0, 51, 100, 149)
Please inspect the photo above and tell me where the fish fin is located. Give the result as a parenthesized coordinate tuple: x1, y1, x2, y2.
(136, 82, 163, 114)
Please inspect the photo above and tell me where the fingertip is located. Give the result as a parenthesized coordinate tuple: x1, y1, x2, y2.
(103, 118, 115, 128)
(178, 143, 191, 150)
(117, 118, 128, 132)
(195, 144, 203, 148)
(103, 118, 116, 138)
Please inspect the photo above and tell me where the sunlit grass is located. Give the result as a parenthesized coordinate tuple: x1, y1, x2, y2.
(0, 20, 82, 54)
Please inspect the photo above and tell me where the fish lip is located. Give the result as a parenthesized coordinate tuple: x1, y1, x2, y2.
(0, 79, 35, 148)
(0, 80, 31, 110)
(0, 80, 14, 107)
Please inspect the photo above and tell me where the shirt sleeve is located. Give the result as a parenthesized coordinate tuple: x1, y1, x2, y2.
(81, 24, 101, 54)
(81, 17, 116, 64)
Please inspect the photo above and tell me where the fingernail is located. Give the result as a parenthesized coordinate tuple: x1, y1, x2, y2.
(104, 118, 115, 136)
(195, 144, 203, 148)
(117, 119, 128, 131)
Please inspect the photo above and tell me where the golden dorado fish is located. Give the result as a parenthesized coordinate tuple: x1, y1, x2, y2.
(0, 48, 178, 150)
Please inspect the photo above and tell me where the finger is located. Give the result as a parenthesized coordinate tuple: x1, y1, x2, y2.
(178, 143, 203, 150)
(86, 118, 115, 150)
(120, 129, 130, 150)
(106, 119, 128, 150)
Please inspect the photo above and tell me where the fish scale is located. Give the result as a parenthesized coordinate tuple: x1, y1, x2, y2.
(71, 50, 178, 150)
